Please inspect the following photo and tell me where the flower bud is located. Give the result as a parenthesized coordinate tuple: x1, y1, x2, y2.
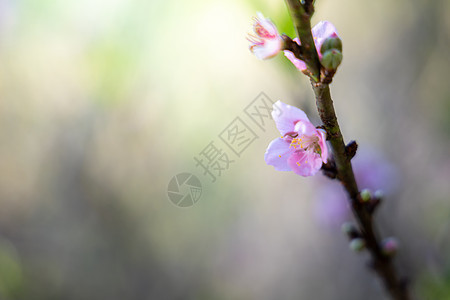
(374, 189, 384, 200)
(360, 189, 372, 202)
(382, 237, 399, 256)
(320, 36, 343, 54)
(341, 222, 361, 240)
(349, 238, 366, 252)
(320, 49, 343, 70)
(341, 222, 354, 235)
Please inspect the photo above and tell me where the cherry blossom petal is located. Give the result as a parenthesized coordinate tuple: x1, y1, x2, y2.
(288, 151, 323, 177)
(311, 21, 339, 59)
(284, 51, 307, 72)
(294, 119, 318, 136)
(283, 38, 307, 71)
(248, 12, 282, 60)
(256, 12, 277, 36)
(272, 101, 310, 136)
(317, 129, 328, 163)
(264, 138, 292, 171)
(251, 39, 282, 60)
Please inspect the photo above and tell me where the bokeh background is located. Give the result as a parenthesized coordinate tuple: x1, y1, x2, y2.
(0, 0, 449, 299)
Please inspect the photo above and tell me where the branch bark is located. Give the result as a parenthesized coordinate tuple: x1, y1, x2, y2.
(284, 0, 321, 81)
(312, 81, 410, 300)
(284, 1, 411, 299)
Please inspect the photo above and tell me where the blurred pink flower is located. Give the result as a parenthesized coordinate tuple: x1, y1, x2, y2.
(284, 21, 339, 71)
(247, 12, 283, 60)
(314, 147, 399, 227)
(265, 101, 328, 177)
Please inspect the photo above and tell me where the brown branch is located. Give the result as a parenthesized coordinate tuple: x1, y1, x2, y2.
(284, 0, 321, 81)
(284, 2, 411, 299)
(313, 81, 410, 300)
(345, 140, 358, 160)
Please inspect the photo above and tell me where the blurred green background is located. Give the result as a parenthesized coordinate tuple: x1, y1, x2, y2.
(0, 0, 449, 299)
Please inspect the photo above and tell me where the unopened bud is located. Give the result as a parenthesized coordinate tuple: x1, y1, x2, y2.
(341, 222, 360, 240)
(374, 190, 384, 200)
(360, 189, 372, 202)
(320, 49, 343, 70)
(320, 36, 343, 54)
(382, 237, 399, 256)
(349, 238, 366, 252)
(341, 222, 354, 235)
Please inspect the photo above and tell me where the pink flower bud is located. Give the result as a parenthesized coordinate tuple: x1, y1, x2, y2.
(382, 237, 399, 256)
(284, 21, 340, 71)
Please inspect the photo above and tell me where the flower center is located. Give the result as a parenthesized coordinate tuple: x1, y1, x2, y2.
(255, 23, 275, 39)
(289, 135, 321, 154)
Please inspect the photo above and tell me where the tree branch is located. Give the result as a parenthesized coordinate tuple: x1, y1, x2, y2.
(312, 81, 410, 300)
(284, 0, 321, 81)
(284, 2, 411, 299)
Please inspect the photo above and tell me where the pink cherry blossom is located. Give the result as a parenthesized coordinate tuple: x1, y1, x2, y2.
(284, 21, 339, 71)
(247, 12, 282, 60)
(265, 101, 328, 177)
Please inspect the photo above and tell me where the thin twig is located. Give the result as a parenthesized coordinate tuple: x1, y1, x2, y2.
(284, 1, 411, 299)
(284, 0, 321, 81)
(313, 81, 410, 300)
